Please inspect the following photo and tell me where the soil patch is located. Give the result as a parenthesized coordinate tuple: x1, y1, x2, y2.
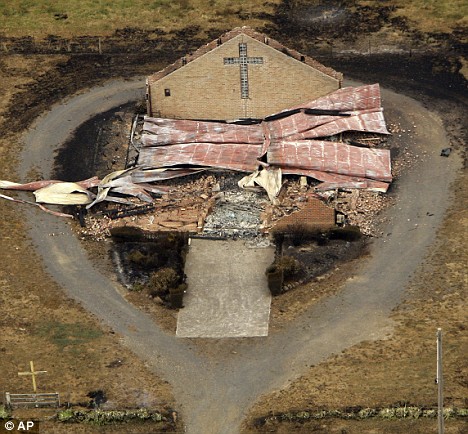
(245, 171, 468, 432)
(0, 7, 466, 432)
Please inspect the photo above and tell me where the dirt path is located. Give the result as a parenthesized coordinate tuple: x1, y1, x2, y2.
(20, 79, 461, 433)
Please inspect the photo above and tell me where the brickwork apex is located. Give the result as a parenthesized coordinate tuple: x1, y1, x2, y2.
(146, 27, 343, 121)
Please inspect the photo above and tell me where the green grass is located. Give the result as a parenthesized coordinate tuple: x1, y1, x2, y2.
(0, 0, 278, 37)
(0, 1, 464, 38)
(35, 321, 103, 350)
(387, 0, 467, 32)
(0, 405, 10, 420)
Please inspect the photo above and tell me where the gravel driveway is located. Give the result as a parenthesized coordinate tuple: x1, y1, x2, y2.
(20, 78, 461, 434)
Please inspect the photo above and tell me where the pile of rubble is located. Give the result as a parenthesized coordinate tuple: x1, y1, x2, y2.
(387, 121, 422, 178)
(330, 189, 392, 236)
(77, 172, 393, 241)
(79, 215, 113, 241)
(203, 190, 269, 238)
(261, 179, 312, 230)
(78, 174, 217, 240)
(137, 174, 216, 232)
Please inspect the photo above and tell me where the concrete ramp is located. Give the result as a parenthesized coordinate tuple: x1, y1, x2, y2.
(176, 239, 274, 338)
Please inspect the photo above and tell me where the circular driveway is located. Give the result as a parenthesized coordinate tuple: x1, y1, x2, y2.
(21, 78, 461, 433)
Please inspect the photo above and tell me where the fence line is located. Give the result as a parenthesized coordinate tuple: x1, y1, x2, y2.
(5, 392, 60, 409)
(0, 36, 446, 58)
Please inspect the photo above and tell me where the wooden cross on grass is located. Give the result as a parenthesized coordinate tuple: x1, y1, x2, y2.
(18, 361, 47, 393)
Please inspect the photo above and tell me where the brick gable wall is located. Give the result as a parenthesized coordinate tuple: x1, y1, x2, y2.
(273, 198, 336, 231)
(147, 31, 341, 120)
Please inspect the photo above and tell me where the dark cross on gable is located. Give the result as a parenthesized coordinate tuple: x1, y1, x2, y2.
(224, 43, 263, 99)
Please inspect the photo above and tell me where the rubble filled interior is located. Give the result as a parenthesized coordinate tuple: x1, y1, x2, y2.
(0, 83, 400, 303)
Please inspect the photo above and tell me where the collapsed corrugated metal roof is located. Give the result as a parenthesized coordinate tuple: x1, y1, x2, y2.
(142, 118, 264, 146)
(265, 83, 389, 140)
(0, 84, 392, 218)
(138, 142, 263, 172)
(137, 84, 392, 191)
(267, 140, 392, 181)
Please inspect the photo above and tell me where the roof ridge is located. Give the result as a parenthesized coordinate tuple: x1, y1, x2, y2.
(147, 27, 342, 84)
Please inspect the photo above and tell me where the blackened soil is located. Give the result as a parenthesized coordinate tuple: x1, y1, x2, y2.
(268, 0, 399, 42)
(111, 231, 187, 297)
(280, 234, 369, 287)
(266, 0, 467, 52)
(330, 53, 467, 105)
(0, 43, 201, 137)
(53, 102, 138, 181)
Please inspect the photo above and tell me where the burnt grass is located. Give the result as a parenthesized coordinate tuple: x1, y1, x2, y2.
(0, 1, 465, 303)
(111, 228, 188, 306)
(53, 102, 140, 181)
(273, 226, 369, 292)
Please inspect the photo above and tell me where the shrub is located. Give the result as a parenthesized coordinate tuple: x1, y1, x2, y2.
(266, 264, 284, 295)
(127, 249, 146, 264)
(57, 409, 74, 422)
(130, 282, 145, 292)
(276, 255, 302, 278)
(0, 405, 10, 419)
(127, 249, 161, 269)
(148, 267, 179, 296)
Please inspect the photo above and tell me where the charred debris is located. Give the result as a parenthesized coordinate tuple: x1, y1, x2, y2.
(1, 84, 394, 241)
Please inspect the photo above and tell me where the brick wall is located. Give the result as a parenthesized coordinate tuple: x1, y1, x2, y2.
(273, 198, 336, 231)
(149, 34, 340, 120)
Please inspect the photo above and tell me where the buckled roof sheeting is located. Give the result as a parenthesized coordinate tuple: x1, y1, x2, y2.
(265, 83, 389, 140)
(138, 142, 263, 172)
(142, 118, 264, 146)
(267, 140, 392, 181)
(137, 84, 392, 189)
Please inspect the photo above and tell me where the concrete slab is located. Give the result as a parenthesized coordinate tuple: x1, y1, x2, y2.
(176, 239, 274, 338)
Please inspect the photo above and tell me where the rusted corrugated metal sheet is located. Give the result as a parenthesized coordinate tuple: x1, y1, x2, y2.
(265, 84, 389, 140)
(267, 140, 392, 182)
(131, 168, 207, 183)
(142, 85, 388, 146)
(286, 83, 384, 112)
(142, 117, 264, 146)
(297, 110, 388, 139)
(137, 84, 392, 190)
(268, 109, 389, 141)
(138, 143, 262, 172)
(281, 168, 390, 192)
